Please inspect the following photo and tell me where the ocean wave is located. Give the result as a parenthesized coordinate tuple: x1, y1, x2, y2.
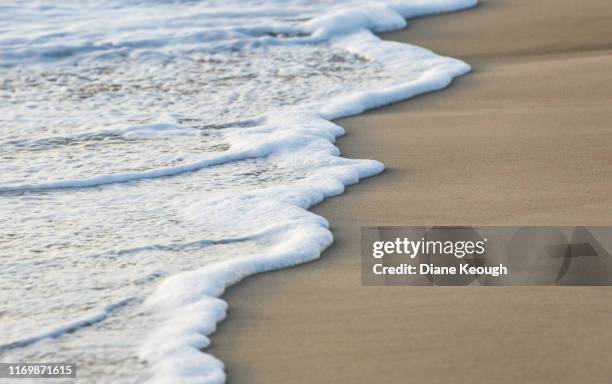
(0, 0, 476, 382)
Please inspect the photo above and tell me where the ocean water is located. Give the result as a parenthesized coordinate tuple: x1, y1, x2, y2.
(0, 0, 475, 382)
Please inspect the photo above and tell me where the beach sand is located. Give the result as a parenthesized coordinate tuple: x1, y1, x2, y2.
(209, 1, 612, 382)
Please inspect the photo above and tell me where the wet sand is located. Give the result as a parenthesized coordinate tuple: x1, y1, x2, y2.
(210, 1, 612, 382)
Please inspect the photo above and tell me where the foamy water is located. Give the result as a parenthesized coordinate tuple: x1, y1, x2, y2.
(0, 0, 475, 382)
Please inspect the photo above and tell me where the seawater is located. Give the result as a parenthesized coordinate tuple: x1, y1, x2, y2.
(0, 0, 475, 382)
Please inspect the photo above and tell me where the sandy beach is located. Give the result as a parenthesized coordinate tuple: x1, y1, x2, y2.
(209, 1, 612, 383)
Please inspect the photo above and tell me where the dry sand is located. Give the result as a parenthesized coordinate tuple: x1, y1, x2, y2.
(210, 1, 612, 382)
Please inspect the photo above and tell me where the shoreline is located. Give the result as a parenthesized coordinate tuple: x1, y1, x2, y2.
(209, 1, 612, 383)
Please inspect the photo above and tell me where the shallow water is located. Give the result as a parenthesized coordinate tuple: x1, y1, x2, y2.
(0, 0, 474, 382)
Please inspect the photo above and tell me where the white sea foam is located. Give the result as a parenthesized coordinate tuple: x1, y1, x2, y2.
(0, 297, 136, 353)
(138, 2, 474, 383)
(0, 0, 475, 382)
